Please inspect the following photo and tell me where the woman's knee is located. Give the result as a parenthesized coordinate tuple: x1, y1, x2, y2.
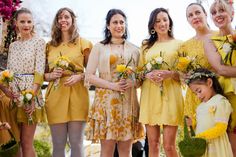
(163, 143, 176, 152)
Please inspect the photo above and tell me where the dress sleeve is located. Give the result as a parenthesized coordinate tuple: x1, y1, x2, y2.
(33, 38, 46, 85)
(7, 43, 14, 70)
(214, 97, 232, 123)
(80, 38, 93, 55)
(138, 45, 146, 67)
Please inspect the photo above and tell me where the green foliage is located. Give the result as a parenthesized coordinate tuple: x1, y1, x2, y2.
(34, 139, 51, 157)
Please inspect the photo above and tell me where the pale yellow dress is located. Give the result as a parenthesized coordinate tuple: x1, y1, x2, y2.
(178, 38, 211, 120)
(85, 42, 144, 142)
(212, 34, 236, 132)
(196, 94, 233, 157)
(139, 39, 184, 126)
(7, 36, 46, 123)
(45, 37, 92, 124)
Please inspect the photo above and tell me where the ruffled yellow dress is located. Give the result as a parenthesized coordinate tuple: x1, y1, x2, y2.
(178, 38, 212, 120)
(212, 34, 236, 132)
(139, 39, 184, 126)
(45, 37, 92, 124)
(196, 94, 233, 157)
(0, 90, 20, 144)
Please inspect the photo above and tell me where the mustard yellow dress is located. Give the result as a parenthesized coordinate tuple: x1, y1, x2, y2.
(178, 38, 212, 120)
(45, 37, 92, 124)
(7, 37, 46, 124)
(212, 34, 236, 132)
(0, 90, 20, 144)
(196, 94, 233, 157)
(139, 39, 184, 126)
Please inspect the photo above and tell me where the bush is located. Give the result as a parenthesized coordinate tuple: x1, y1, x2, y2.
(34, 139, 51, 157)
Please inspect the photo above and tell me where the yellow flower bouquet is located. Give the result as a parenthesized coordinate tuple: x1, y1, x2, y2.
(0, 70, 14, 86)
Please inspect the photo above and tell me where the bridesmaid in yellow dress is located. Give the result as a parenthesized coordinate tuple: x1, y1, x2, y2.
(139, 8, 183, 157)
(179, 3, 214, 124)
(7, 8, 46, 157)
(85, 9, 144, 157)
(204, 0, 236, 156)
(44, 7, 92, 157)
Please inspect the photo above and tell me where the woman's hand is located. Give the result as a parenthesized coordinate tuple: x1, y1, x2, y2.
(24, 100, 35, 116)
(0, 122, 11, 130)
(64, 74, 84, 86)
(152, 70, 173, 81)
(49, 68, 64, 80)
(1, 87, 15, 99)
(110, 79, 128, 92)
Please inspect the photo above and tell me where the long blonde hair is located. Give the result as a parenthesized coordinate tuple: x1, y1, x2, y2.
(50, 7, 79, 46)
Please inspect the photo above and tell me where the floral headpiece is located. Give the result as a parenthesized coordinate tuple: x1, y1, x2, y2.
(185, 71, 216, 85)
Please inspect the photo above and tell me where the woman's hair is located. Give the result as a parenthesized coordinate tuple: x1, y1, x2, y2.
(142, 8, 174, 50)
(186, 68, 224, 95)
(186, 3, 207, 17)
(50, 7, 79, 47)
(15, 7, 35, 35)
(210, 0, 234, 21)
(100, 9, 128, 45)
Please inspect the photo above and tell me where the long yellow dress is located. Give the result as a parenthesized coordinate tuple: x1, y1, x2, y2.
(0, 90, 20, 144)
(85, 42, 144, 141)
(178, 38, 211, 120)
(139, 39, 184, 126)
(7, 37, 46, 124)
(45, 37, 92, 124)
(212, 34, 236, 132)
(196, 94, 233, 157)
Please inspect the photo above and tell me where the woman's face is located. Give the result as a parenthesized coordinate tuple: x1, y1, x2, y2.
(107, 14, 126, 39)
(211, 4, 232, 29)
(58, 10, 73, 32)
(153, 11, 170, 36)
(186, 5, 208, 30)
(16, 13, 33, 36)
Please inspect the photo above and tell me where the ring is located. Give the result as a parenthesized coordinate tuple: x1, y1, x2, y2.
(158, 74, 161, 77)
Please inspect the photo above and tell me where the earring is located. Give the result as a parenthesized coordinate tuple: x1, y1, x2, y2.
(168, 27, 171, 32)
(151, 29, 156, 35)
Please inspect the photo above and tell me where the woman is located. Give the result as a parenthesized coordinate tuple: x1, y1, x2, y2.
(139, 8, 183, 157)
(7, 8, 46, 157)
(179, 3, 214, 124)
(85, 9, 144, 157)
(204, 0, 236, 156)
(44, 7, 92, 157)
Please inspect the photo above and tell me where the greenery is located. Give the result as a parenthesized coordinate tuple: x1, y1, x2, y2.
(34, 139, 51, 157)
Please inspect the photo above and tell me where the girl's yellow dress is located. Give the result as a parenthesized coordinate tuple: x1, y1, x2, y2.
(178, 38, 211, 120)
(139, 40, 184, 126)
(196, 94, 233, 157)
(0, 90, 20, 144)
(45, 37, 92, 124)
(212, 34, 236, 132)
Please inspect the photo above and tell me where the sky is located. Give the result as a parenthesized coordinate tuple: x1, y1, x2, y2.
(22, 0, 236, 46)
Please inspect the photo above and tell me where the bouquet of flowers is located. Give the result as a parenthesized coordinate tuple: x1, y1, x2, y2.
(212, 33, 236, 65)
(53, 53, 78, 89)
(174, 51, 201, 73)
(0, 69, 14, 86)
(18, 89, 35, 125)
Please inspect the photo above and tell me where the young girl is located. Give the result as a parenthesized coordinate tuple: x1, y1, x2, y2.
(187, 68, 233, 157)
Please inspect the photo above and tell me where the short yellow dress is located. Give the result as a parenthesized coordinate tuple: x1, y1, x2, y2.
(196, 94, 233, 157)
(212, 34, 236, 132)
(178, 38, 211, 120)
(0, 90, 20, 144)
(139, 39, 184, 126)
(45, 37, 92, 124)
(7, 37, 46, 124)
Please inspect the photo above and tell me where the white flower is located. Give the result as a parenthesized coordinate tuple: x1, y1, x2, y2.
(146, 63, 152, 71)
(222, 43, 232, 54)
(155, 57, 163, 64)
(25, 93, 33, 100)
(60, 60, 69, 67)
(19, 95, 24, 102)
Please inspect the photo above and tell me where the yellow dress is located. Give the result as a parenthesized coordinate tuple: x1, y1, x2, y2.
(45, 37, 92, 124)
(196, 94, 233, 157)
(139, 39, 184, 126)
(178, 38, 212, 120)
(212, 34, 236, 131)
(7, 37, 46, 124)
(0, 90, 20, 144)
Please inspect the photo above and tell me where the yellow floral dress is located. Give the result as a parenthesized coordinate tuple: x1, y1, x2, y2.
(7, 37, 46, 123)
(178, 38, 212, 121)
(196, 94, 233, 157)
(45, 37, 92, 124)
(85, 42, 144, 142)
(212, 34, 236, 132)
(139, 39, 184, 126)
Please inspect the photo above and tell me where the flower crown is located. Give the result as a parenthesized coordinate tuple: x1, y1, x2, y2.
(185, 71, 216, 85)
